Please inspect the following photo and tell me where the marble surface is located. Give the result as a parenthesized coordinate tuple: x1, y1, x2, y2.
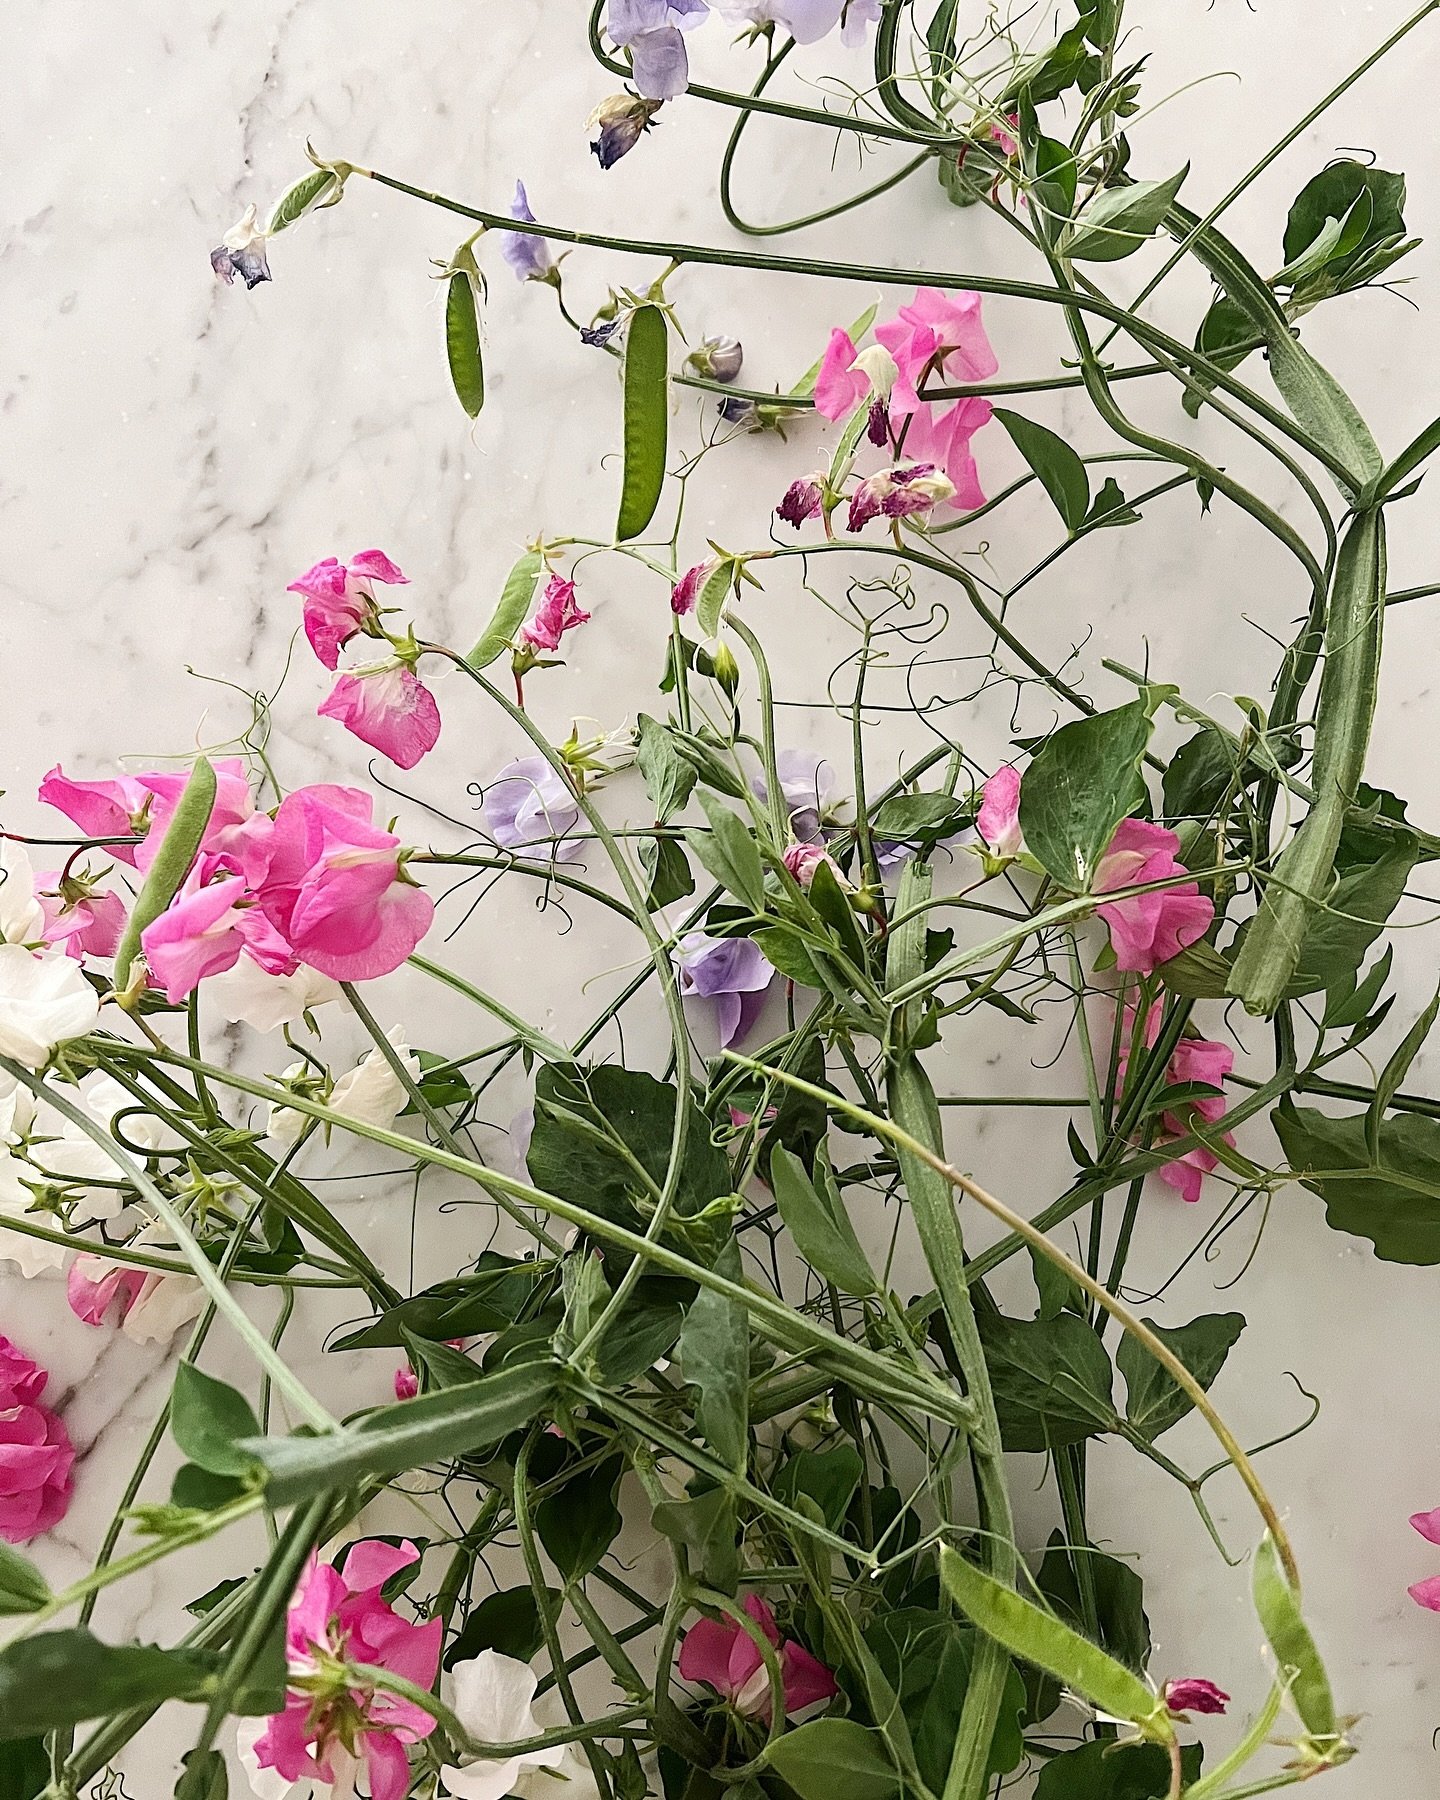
(5, 0, 1440, 1790)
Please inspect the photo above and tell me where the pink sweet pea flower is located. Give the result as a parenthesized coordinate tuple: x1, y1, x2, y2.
(0, 1335, 74, 1545)
(776, 475, 825, 530)
(815, 332, 898, 443)
(899, 395, 992, 510)
(1163, 1678, 1229, 1717)
(67, 1260, 147, 1327)
(679, 1593, 836, 1720)
(37, 768, 150, 864)
(782, 841, 831, 888)
(1120, 1005, 1233, 1204)
(245, 1539, 441, 1800)
(317, 665, 442, 770)
(671, 560, 711, 617)
(1094, 819, 1214, 974)
(132, 759, 257, 870)
(519, 575, 590, 653)
(394, 1339, 466, 1399)
(250, 785, 434, 982)
(288, 551, 410, 670)
(38, 876, 126, 959)
(977, 766, 1023, 860)
(140, 870, 250, 1002)
(846, 461, 954, 532)
(874, 286, 999, 415)
(1408, 1510, 1440, 1609)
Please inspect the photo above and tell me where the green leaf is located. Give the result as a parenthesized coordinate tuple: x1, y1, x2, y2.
(401, 1329, 483, 1390)
(640, 834, 695, 910)
(680, 1237, 749, 1470)
(466, 549, 543, 670)
(762, 1719, 900, 1800)
(241, 1359, 561, 1504)
(652, 1485, 739, 1593)
(617, 303, 669, 540)
(1287, 839, 1416, 999)
(445, 269, 485, 419)
(752, 925, 829, 988)
(771, 1145, 877, 1296)
(1162, 727, 1239, 823)
(114, 756, 217, 993)
(1035, 1741, 1200, 1799)
(1368, 989, 1440, 1158)
(445, 1585, 560, 1670)
(595, 1288, 686, 1385)
(177, 1747, 229, 1800)
(869, 793, 971, 845)
(864, 1608, 1025, 1785)
(537, 1457, 624, 1583)
(994, 409, 1089, 532)
(1181, 295, 1256, 419)
(1018, 700, 1151, 889)
(266, 168, 338, 233)
(1037, 1531, 1150, 1673)
(332, 1255, 545, 1349)
(1084, 477, 1141, 529)
(1118, 1314, 1244, 1441)
(696, 559, 738, 639)
(808, 854, 868, 969)
(1253, 1532, 1336, 1736)
(978, 1311, 1116, 1452)
(687, 792, 766, 912)
(171, 1361, 262, 1478)
(1273, 1103, 1440, 1265)
(772, 1444, 864, 1529)
(1283, 162, 1412, 301)
(1157, 939, 1231, 1000)
(1061, 166, 1188, 262)
(0, 1738, 49, 1799)
(0, 1545, 50, 1618)
(0, 1630, 216, 1738)
(940, 1550, 1163, 1732)
(636, 714, 698, 821)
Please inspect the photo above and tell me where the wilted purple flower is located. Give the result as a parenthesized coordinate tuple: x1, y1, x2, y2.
(776, 475, 824, 529)
(498, 182, 556, 283)
(674, 930, 775, 1047)
(1163, 1678, 1230, 1718)
(755, 750, 841, 843)
(518, 576, 590, 654)
(581, 318, 623, 348)
(719, 395, 760, 429)
(210, 205, 271, 289)
(588, 94, 665, 168)
(846, 462, 954, 532)
(482, 756, 582, 860)
(607, 0, 708, 100)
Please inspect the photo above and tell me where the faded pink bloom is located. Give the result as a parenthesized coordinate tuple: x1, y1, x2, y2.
(0, 1335, 74, 1545)
(977, 766, 1023, 860)
(247, 1540, 441, 1800)
(782, 841, 830, 888)
(899, 395, 992, 510)
(1094, 819, 1213, 974)
(679, 1593, 836, 1720)
(874, 286, 999, 415)
(1164, 1678, 1229, 1717)
(671, 561, 711, 617)
(140, 870, 250, 1002)
(776, 476, 825, 530)
(67, 1260, 147, 1327)
(37, 768, 150, 864)
(318, 666, 442, 771)
(846, 461, 954, 532)
(248, 785, 434, 982)
(288, 551, 410, 670)
(394, 1339, 466, 1399)
(519, 575, 590, 653)
(38, 876, 126, 959)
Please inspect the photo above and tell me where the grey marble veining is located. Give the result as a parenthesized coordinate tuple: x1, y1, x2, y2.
(4, 0, 1440, 1790)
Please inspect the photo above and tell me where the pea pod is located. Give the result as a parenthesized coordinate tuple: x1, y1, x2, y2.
(467, 547, 544, 670)
(616, 303, 669, 541)
(1252, 1532, 1337, 1737)
(112, 757, 217, 1000)
(445, 259, 486, 420)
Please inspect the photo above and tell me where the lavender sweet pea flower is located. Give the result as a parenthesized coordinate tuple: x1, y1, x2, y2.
(588, 94, 664, 167)
(608, 0, 707, 99)
(754, 750, 842, 843)
(482, 756, 582, 861)
(498, 183, 555, 283)
(674, 930, 775, 1047)
(210, 205, 271, 289)
(714, 0, 873, 44)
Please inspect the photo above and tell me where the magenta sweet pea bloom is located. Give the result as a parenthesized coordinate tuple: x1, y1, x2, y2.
(1093, 818, 1213, 973)
(875, 286, 999, 415)
(899, 395, 992, 510)
(782, 841, 830, 887)
(846, 461, 954, 531)
(249, 784, 434, 982)
(1120, 1004, 1234, 1204)
(139, 870, 251, 1002)
(287, 550, 409, 671)
(317, 665, 442, 770)
(815, 329, 868, 420)
(674, 930, 775, 1047)
(37, 768, 150, 863)
(67, 1260, 147, 1327)
(1409, 1509, 1440, 1608)
(776, 475, 825, 529)
(679, 1593, 837, 1719)
(247, 1540, 442, 1800)
(38, 876, 125, 959)
(133, 758, 257, 870)
(0, 1335, 74, 1545)
(1163, 1678, 1229, 1717)
(671, 560, 711, 616)
(977, 766, 1023, 860)
(519, 574, 591, 653)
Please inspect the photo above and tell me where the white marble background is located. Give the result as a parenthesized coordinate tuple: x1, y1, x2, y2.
(4, 0, 1440, 1791)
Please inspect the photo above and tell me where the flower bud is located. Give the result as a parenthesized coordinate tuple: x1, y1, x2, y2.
(709, 641, 740, 693)
(687, 335, 744, 383)
(587, 95, 663, 169)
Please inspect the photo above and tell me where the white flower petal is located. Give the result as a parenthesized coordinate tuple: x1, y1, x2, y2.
(0, 840, 44, 946)
(0, 944, 100, 1067)
(207, 959, 341, 1032)
(121, 1273, 204, 1344)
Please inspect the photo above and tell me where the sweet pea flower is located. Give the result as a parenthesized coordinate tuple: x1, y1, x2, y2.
(875, 286, 999, 415)
(776, 474, 825, 529)
(686, 335, 744, 382)
(238, 1540, 442, 1800)
(287, 550, 409, 671)
(1094, 819, 1213, 973)
(37, 767, 150, 863)
(328, 1029, 421, 1133)
(140, 871, 251, 1003)
(814, 331, 898, 445)
(1163, 1678, 1230, 1717)
(132, 758, 257, 870)
(678, 1593, 837, 1719)
(498, 182, 557, 283)
(482, 757, 583, 860)
(0, 841, 45, 945)
(37, 872, 125, 960)
(318, 664, 442, 771)
(67, 1254, 203, 1343)
(671, 560, 711, 616)
(66, 1259, 146, 1327)
(0, 1335, 74, 1545)
(443, 1650, 602, 1800)
(782, 841, 831, 887)
(1409, 1510, 1440, 1609)
(846, 461, 955, 531)
(1120, 1005, 1233, 1204)
(714, 0, 877, 45)
(976, 766, 1024, 862)
(588, 93, 664, 167)
(898, 395, 992, 510)
(755, 749, 841, 842)
(204, 956, 341, 1032)
(211, 205, 272, 289)
(518, 575, 591, 654)
(608, 0, 708, 99)
(249, 785, 434, 983)
(0, 945, 101, 1068)
(674, 930, 775, 1047)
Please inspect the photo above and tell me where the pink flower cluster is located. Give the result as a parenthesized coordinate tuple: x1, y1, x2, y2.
(244, 1539, 441, 1800)
(1122, 1004, 1234, 1204)
(678, 1592, 836, 1720)
(40, 764, 433, 1002)
(0, 1335, 74, 1545)
(788, 286, 998, 531)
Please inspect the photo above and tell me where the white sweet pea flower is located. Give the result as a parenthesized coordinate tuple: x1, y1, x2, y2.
(328, 1028, 420, 1133)
(0, 1144, 64, 1276)
(0, 840, 44, 945)
(206, 957, 341, 1032)
(443, 1650, 594, 1800)
(0, 944, 101, 1068)
(120, 1269, 204, 1344)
